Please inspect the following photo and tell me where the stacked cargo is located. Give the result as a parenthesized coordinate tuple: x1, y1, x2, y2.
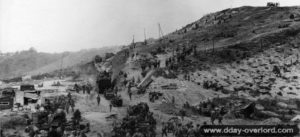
(112, 103, 156, 137)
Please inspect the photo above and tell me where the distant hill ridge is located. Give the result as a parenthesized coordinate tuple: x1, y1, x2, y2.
(0, 46, 120, 79)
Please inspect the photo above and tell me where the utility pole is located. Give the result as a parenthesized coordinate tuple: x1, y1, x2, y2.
(158, 23, 164, 39)
(173, 48, 175, 56)
(230, 0, 233, 9)
(132, 35, 135, 49)
(60, 53, 64, 79)
(212, 39, 215, 61)
(260, 39, 263, 51)
(212, 39, 215, 54)
(132, 35, 135, 44)
(144, 28, 147, 45)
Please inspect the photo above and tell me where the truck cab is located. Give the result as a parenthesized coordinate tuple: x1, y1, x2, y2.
(20, 84, 35, 91)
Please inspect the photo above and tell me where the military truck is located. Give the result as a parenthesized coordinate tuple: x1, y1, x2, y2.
(96, 71, 115, 94)
(103, 88, 116, 100)
(0, 87, 16, 97)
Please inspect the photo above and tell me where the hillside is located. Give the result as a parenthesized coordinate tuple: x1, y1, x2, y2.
(134, 6, 300, 54)
(111, 6, 300, 78)
(103, 6, 300, 127)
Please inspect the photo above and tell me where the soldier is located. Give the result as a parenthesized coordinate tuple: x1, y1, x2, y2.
(182, 125, 188, 137)
(128, 90, 132, 100)
(211, 109, 219, 125)
(74, 84, 79, 93)
(80, 132, 87, 137)
(86, 85, 91, 94)
(179, 109, 186, 121)
(62, 130, 69, 137)
(162, 122, 168, 137)
(28, 127, 36, 137)
(70, 99, 75, 112)
(35, 104, 40, 111)
(97, 133, 103, 137)
(132, 128, 144, 137)
(82, 84, 86, 94)
(172, 96, 175, 104)
(97, 94, 101, 106)
(187, 125, 195, 137)
(0, 128, 3, 137)
(67, 92, 72, 99)
(158, 60, 161, 68)
(48, 127, 59, 137)
(73, 109, 81, 125)
(273, 65, 281, 77)
(175, 124, 183, 137)
(56, 126, 64, 137)
(109, 103, 113, 112)
(218, 114, 223, 125)
(125, 129, 131, 137)
(195, 124, 201, 137)
(128, 81, 132, 92)
(65, 102, 70, 114)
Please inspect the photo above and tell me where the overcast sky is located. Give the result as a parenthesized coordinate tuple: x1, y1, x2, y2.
(0, 0, 300, 53)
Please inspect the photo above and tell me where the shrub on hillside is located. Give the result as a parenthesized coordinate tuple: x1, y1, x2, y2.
(94, 55, 102, 63)
(290, 14, 295, 20)
(285, 29, 300, 37)
(153, 69, 177, 79)
(2, 116, 27, 129)
(105, 53, 115, 59)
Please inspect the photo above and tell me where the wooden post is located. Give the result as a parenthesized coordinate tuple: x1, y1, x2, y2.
(284, 48, 286, 68)
(212, 39, 215, 61)
(144, 28, 147, 45)
(173, 48, 175, 56)
(212, 39, 215, 54)
(260, 39, 263, 51)
(158, 23, 160, 38)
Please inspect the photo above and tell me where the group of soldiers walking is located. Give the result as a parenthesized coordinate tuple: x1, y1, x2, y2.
(40, 93, 75, 114)
(74, 82, 92, 94)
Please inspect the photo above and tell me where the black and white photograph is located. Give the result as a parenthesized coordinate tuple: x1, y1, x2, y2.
(1, 0, 300, 136)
